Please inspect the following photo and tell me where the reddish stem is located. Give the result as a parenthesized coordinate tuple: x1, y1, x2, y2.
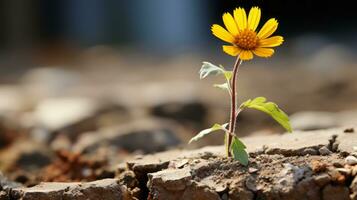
(226, 56, 242, 157)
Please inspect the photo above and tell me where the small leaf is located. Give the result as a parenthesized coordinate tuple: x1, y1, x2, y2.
(199, 62, 225, 79)
(199, 62, 233, 81)
(213, 83, 230, 91)
(189, 123, 228, 143)
(231, 137, 249, 166)
(240, 97, 292, 132)
(223, 71, 233, 80)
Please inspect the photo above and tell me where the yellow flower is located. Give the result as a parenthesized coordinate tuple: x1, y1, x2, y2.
(211, 7, 284, 60)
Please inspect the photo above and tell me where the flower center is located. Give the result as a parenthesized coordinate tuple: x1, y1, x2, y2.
(234, 29, 259, 50)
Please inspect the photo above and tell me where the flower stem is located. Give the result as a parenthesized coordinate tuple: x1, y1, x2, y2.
(225, 56, 242, 157)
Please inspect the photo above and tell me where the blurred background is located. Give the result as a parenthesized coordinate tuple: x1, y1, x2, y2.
(0, 0, 357, 184)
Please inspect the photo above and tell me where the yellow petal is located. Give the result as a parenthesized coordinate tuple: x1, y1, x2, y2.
(247, 7, 261, 31)
(253, 48, 275, 58)
(257, 18, 278, 39)
(223, 45, 241, 56)
(260, 36, 284, 47)
(211, 24, 235, 43)
(223, 13, 239, 36)
(233, 8, 247, 31)
(240, 50, 254, 60)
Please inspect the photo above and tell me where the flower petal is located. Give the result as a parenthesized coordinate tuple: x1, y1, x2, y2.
(240, 50, 254, 60)
(211, 24, 235, 43)
(223, 13, 239, 36)
(260, 36, 284, 47)
(247, 7, 261, 31)
(257, 18, 278, 39)
(233, 8, 247, 31)
(223, 45, 241, 56)
(253, 48, 275, 58)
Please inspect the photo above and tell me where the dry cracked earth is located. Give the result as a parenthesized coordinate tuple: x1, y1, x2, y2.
(1, 127, 357, 200)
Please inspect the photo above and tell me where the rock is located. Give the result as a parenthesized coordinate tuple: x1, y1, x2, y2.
(322, 185, 350, 200)
(21, 67, 80, 101)
(29, 97, 130, 143)
(345, 156, 357, 165)
(148, 168, 220, 200)
(319, 146, 332, 156)
(275, 163, 307, 192)
(0, 172, 21, 200)
(248, 167, 258, 174)
(73, 119, 182, 154)
(0, 191, 9, 200)
(303, 148, 319, 155)
(290, 111, 338, 131)
(241, 127, 357, 154)
(0, 140, 53, 173)
(313, 174, 331, 187)
(11, 179, 131, 200)
(151, 101, 207, 125)
(290, 110, 357, 131)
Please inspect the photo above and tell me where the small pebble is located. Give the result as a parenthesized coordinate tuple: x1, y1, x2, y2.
(344, 128, 354, 133)
(313, 174, 331, 187)
(336, 168, 351, 176)
(248, 167, 258, 174)
(303, 148, 318, 155)
(345, 156, 357, 165)
(245, 177, 257, 192)
(319, 146, 332, 156)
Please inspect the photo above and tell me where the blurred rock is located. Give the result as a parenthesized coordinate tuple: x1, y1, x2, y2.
(290, 111, 338, 131)
(11, 179, 131, 200)
(322, 185, 350, 200)
(73, 119, 182, 155)
(21, 67, 80, 100)
(28, 97, 130, 143)
(0, 86, 29, 148)
(40, 150, 111, 183)
(0, 86, 28, 114)
(151, 101, 207, 125)
(290, 110, 357, 131)
(0, 172, 21, 191)
(0, 140, 53, 173)
(0, 171, 21, 200)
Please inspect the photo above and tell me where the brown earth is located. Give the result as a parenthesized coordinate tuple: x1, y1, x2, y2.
(2, 126, 357, 200)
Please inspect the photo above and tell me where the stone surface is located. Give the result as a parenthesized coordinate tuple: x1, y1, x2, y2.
(319, 146, 332, 156)
(73, 119, 182, 154)
(29, 97, 130, 143)
(241, 127, 357, 154)
(290, 110, 357, 131)
(0, 140, 53, 173)
(11, 179, 131, 200)
(322, 185, 350, 200)
(116, 127, 357, 200)
(345, 156, 357, 165)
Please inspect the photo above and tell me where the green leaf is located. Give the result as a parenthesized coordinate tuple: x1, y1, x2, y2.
(199, 62, 224, 79)
(223, 71, 233, 81)
(240, 97, 292, 132)
(189, 123, 228, 143)
(213, 83, 230, 91)
(199, 62, 232, 80)
(231, 137, 249, 166)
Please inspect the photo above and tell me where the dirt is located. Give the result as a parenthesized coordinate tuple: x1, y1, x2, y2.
(114, 127, 357, 200)
(1, 127, 357, 199)
(119, 149, 354, 200)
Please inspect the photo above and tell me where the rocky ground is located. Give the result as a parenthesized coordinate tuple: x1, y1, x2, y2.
(1, 126, 357, 200)
(0, 54, 357, 199)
